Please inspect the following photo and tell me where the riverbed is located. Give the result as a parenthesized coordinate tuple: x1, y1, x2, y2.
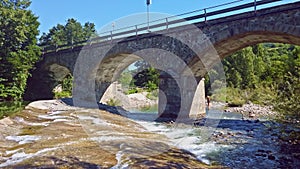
(126, 107, 300, 168)
(0, 100, 299, 168)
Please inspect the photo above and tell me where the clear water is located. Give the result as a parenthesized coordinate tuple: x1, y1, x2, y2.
(124, 107, 245, 165)
(123, 107, 291, 168)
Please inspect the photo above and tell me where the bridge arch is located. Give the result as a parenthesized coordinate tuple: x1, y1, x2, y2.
(24, 53, 76, 100)
(187, 4, 300, 76)
(26, 1, 300, 121)
(93, 33, 206, 120)
(215, 32, 300, 60)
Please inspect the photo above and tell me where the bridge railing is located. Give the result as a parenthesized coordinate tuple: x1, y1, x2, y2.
(41, 0, 288, 53)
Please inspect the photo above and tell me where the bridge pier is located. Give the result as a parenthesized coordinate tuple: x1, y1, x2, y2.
(157, 71, 205, 122)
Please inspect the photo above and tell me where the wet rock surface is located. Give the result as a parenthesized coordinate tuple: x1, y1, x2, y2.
(0, 100, 213, 169)
(195, 118, 300, 168)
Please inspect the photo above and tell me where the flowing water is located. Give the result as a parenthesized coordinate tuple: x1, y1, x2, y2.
(125, 107, 300, 168)
(0, 101, 299, 168)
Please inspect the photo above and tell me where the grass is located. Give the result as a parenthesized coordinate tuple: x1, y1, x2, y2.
(0, 101, 27, 119)
(211, 86, 276, 107)
(54, 91, 71, 99)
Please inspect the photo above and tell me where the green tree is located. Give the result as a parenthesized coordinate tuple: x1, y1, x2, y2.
(145, 67, 159, 91)
(39, 18, 96, 47)
(252, 44, 267, 83)
(0, 0, 40, 101)
(222, 51, 243, 88)
(274, 45, 300, 121)
(39, 19, 97, 96)
(240, 47, 257, 88)
(210, 42, 299, 121)
(133, 67, 159, 91)
(132, 60, 159, 91)
(118, 68, 133, 89)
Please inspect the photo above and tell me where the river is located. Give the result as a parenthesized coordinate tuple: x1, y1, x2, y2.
(125, 106, 300, 168)
(0, 100, 299, 168)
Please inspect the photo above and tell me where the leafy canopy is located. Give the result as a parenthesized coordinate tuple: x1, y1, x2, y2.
(0, 0, 40, 101)
(39, 18, 97, 47)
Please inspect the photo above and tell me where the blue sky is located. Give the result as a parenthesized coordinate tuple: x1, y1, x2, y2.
(29, 0, 296, 36)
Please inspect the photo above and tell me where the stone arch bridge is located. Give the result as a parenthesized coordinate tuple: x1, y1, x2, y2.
(25, 1, 300, 121)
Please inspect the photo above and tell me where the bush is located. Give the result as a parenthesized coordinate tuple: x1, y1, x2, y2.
(211, 87, 227, 102)
(126, 88, 138, 94)
(212, 86, 277, 107)
(248, 86, 276, 105)
(0, 101, 25, 119)
(126, 87, 144, 95)
(54, 91, 71, 99)
(227, 99, 246, 107)
(146, 90, 159, 100)
(146, 81, 158, 92)
(212, 87, 246, 107)
(107, 98, 121, 106)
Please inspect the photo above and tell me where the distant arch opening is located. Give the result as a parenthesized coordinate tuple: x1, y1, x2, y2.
(99, 58, 160, 120)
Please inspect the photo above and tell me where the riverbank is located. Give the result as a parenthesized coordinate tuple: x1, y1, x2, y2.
(209, 101, 278, 120)
(224, 102, 277, 119)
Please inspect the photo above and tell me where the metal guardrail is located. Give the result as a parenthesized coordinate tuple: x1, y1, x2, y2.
(41, 0, 284, 53)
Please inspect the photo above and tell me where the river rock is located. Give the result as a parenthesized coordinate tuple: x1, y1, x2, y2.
(225, 102, 277, 119)
(0, 117, 14, 126)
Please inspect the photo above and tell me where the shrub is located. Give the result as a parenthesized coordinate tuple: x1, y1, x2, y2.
(146, 90, 159, 100)
(227, 99, 246, 107)
(126, 88, 138, 94)
(212, 87, 246, 107)
(54, 91, 71, 99)
(107, 98, 121, 106)
(0, 101, 25, 119)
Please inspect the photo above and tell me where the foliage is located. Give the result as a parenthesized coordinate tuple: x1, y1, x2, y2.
(146, 89, 159, 100)
(134, 60, 150, 72)
(53, 74, 73, 98)
(0, 101, 26, 119)
(39, 18, 96, 47)
(61, 74, 73, 94)
(211, 87, 245, 107)
(126, 88, 138, 94)
(208, 43, 300, 119)
(106, 98, 121, 106)
(133, 66, 159, 92)
(54, 91, 71, 99)
(118, 61, 159, 94)
(0, 0, 40, 101)
(222, 46, 257, 89)
(274, 70, 300, 121)
(118, 68, 134, 92)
